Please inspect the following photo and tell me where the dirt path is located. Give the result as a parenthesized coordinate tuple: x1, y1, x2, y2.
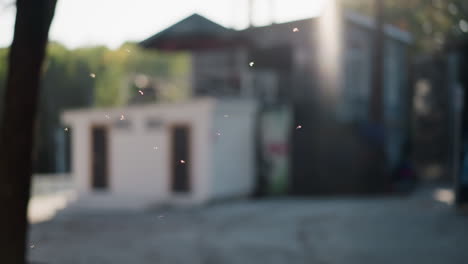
(29, 187, 468, 264)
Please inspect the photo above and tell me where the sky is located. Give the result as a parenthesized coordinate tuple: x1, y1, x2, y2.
(0, 0, 326, 49)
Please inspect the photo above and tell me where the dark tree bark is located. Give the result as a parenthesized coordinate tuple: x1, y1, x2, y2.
(0, 0, 57, 263)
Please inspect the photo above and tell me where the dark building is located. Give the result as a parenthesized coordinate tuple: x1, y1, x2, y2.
(442, 38, 468, 205)
(141, 9, 413, 195)
(408, 36, 468, 207)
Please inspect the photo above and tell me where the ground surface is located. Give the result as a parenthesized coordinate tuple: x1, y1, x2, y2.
(29, 187, 468, 264)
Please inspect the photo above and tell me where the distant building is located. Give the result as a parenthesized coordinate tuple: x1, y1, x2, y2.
(443, 38, 468, 205)
(140, 9, 413, 194)
(62, 99, 257, 209)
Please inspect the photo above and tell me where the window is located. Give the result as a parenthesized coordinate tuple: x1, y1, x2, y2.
(340, 40, 370, 122)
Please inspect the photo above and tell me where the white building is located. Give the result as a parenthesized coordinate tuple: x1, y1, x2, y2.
(62, 98, 257, 209)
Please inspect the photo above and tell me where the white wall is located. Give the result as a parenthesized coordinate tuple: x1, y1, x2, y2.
(110, 112, 169, 202)
(63, 99, 215, 208)
(62, 98, 256, 209)
(210, 100, 257, 199)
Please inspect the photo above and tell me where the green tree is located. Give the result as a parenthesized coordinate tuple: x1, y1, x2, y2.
(31, 43, 191, 173)
(343, 0, 468, 52)
(35, 42, 95, 172)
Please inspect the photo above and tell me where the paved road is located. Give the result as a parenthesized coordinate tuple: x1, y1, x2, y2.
(29, 187, 468, 264)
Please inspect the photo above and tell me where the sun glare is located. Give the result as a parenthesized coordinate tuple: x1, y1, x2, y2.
(316, 0, 343, 104)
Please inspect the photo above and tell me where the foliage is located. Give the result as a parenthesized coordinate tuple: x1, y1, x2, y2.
(0, 42, 191, 172)
(342, 0, 468, 52)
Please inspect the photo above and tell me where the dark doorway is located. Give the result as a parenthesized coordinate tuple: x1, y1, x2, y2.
(171, 125, 191, 193)
(91, 126, 109, 190)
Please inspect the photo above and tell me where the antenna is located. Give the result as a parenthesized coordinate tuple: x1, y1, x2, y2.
(230, 0, 236, 29)
(249, 0, 276, 27)
(269, 0, 276, 24)
(248, 0, 254, 27)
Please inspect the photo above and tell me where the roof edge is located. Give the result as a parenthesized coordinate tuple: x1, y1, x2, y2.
(344, 11, 413, 44)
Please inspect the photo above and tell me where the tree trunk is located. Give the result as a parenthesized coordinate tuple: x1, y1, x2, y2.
(0, 0, 57, 263)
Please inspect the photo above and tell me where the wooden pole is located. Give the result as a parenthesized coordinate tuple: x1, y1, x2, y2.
(370, 0, 385, 123)
(366, 0, 389, 192)
(248, 0, 254, 27)
(269, 0, 276, 24)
